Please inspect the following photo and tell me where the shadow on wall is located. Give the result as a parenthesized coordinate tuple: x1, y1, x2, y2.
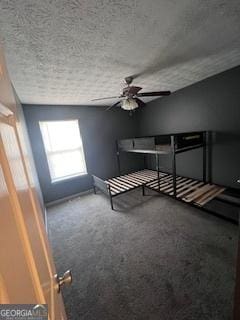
(213, 131, 240, 189)
(214, 131, 240, 146)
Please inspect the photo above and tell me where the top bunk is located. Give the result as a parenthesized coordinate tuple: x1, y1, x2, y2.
(117, 131, 207, 155)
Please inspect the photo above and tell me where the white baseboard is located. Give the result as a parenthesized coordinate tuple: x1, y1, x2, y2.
(45, 189, 93, 208)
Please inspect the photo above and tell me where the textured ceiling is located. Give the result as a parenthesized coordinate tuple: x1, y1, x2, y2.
(0, 0, 240, 106)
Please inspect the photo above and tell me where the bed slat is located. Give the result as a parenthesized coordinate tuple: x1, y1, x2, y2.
(146, 174, 172, 187)
(195, 187, 226, 206)
(108, 180, 130, 191)
(124, 175, 147, 184)
(109, 178, 133, 189)
(183, 184, 216, 203)
(163, 178, 191, 193)
(175, 181, 204, 197)
(115, 176, 139, 187)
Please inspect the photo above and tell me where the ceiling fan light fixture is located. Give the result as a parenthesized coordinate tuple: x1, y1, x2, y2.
(121, 98, 138, 111)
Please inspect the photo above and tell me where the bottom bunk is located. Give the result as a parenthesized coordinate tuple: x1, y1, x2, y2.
(92, 170, 161, 209)
(145, 172, 225, 207)
(93, 169, 225, 210)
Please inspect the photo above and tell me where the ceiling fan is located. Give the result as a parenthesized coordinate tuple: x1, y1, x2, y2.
(92, 76, 171, 111)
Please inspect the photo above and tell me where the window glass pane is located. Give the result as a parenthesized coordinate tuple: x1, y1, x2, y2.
(40, 120, 83, 152)
(39, 120, 87, 182)
(49, 150, 86, 181)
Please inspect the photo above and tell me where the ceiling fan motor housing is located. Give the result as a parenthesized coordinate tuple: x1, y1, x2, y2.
(123, 86, 142, 97)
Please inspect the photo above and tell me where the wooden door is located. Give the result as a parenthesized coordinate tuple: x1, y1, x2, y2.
(0, 104, 67, 319)
(234, 227, 240, 319)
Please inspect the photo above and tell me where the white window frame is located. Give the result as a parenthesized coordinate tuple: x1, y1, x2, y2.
(39, 120, 87, 183)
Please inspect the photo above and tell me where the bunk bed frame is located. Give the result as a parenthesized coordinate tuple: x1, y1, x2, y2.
(92, 131, 226, 211)
(93, 170, 164, 210)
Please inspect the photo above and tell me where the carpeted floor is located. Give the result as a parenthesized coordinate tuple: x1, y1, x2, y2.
(47, 189, 238, 320)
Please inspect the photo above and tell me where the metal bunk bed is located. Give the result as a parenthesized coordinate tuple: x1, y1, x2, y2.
(93, 131, 226, 210)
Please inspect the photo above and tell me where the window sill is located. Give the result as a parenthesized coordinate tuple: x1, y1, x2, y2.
(51, 173, 88, 184)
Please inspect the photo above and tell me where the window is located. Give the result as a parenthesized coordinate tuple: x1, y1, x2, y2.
(39, 120, 87, 182)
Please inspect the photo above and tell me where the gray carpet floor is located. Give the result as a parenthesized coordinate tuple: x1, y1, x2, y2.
(47, 189, 238, 320)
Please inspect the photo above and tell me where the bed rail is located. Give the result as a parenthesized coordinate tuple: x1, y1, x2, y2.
(92, 175, 114, 210)
(92, 175, 109, 195)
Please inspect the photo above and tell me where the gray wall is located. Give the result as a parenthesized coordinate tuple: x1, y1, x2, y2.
(23, 105, 142, 203)
(137, 65, 240, 190)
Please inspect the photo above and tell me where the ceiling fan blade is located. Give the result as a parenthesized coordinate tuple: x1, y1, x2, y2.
(92, 96, 121, 101)
(135, 98, 145, 107)
(105, 101, 121, 111)
(137, 91, 171, 97)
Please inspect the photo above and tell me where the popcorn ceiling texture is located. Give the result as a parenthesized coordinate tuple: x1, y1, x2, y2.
(0, 0, 240, 105)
